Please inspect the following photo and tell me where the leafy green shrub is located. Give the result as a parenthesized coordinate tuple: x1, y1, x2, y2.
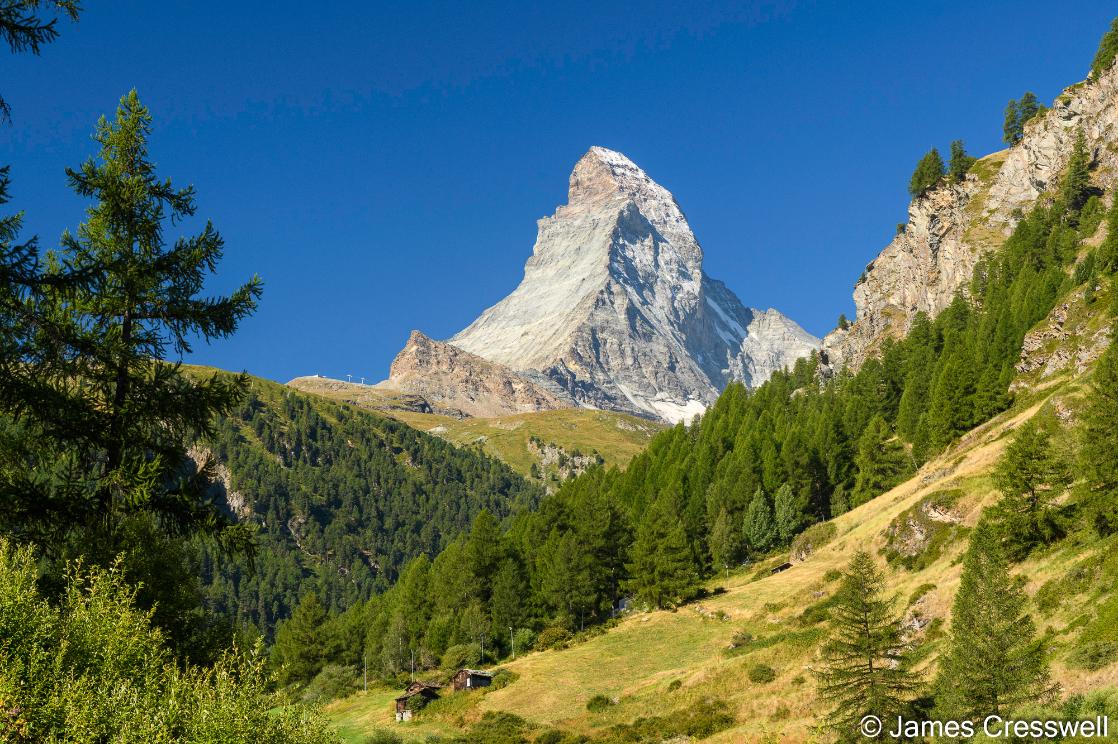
(748, 663, 777, 684)
(586, 694, 615, 712)
(364, 731, 405, 744)
(907, 583, 937, 607)
(535, 626, 572, 651)
(823, 568, 842, 583)
(535, 731, 565, 744)
(667, 679, 682, 692)
(512, 627, 537, 655)
(598, 699, 734, 742)
(301, 663, 357, 704)
(0, 539, 337, 743)
(790, 521, 837, 561)
(490, 668, 519, 690)
(447, 711, 531, 744)
(1069, 641, 1118, 670)
(441, 642, 483, 671)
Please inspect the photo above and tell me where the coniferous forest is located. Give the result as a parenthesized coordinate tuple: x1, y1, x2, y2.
(5, 5, 1118, 743)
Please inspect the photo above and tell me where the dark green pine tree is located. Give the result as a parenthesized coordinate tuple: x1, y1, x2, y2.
(1091, 17, 1118, 79)
(1080, 338, 1118, 533)
(1017, 91, 1040, 125)
(934, 522, 1057, 721)
(271, 591, 329, 686)
(489, 557, 526, 638)
(851, 415, 910, 507)
(1098, 195, 1118, 273)
(908, 148, 946, 197)
(1, 90, 261, 559)
(815, 551, 921, 741)
(1060, 130, 1092, 217)
(989, 421, 1072, 559)
(773, 483, 801, 545)
(744, 488, 777, 554)
(624, 500, 698, 610)
(948, 140, 976, 182)
(1003, 99, 1023, 145)
(708, 506, 739, 576)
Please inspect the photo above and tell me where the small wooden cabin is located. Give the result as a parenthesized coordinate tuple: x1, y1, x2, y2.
(394, 681, 440, 721)
(451, 668, 493, 691)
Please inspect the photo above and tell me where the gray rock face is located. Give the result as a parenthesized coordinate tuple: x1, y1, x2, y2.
(443, 147, 819, 422)
(824, 60, 1118, 373)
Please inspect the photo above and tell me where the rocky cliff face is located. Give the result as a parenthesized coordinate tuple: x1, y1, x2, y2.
(387, 147, 818, 422)
(375, 331, 572, 418)
(824, 60, 1118, 372)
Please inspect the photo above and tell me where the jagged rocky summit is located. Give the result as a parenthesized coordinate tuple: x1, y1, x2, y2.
(377, 146, 819, 423)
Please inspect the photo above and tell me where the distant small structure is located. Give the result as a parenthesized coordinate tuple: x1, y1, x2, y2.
(451, 668, 493, 691)
(770, 561, 793, 575)
(394, 680, 441, 721)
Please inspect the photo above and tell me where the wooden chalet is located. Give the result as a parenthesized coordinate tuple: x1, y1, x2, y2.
(394, 680, 441, 721)
(451, 668, 493, 691)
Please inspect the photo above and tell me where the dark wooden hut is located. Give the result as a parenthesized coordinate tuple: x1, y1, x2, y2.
(394, 680, 441, 721)
(451, 668, 493, 691)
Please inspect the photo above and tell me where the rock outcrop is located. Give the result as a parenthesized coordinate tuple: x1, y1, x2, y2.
(375, 331, 572, 418)
(386, 147, 818, 422)
(825, 60, 1118, 372)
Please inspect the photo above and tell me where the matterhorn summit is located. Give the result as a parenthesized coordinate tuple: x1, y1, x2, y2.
(381, 147, 819, 422)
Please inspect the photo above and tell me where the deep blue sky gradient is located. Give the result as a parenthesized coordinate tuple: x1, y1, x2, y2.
(4, 1, 1115, 381)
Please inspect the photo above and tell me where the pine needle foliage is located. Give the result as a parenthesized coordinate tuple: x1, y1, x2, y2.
(934, 522, 1057, 720)
(815, 551, 921, 740)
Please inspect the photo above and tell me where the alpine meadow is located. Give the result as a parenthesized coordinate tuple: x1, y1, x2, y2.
(5, 4, 1118, 744)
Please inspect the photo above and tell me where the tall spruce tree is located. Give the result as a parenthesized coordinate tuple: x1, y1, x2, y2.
(908, 148, 945, 197)
(624, 500, 698, 610)
(948, 140, 976, 182)
(990, 421, 1072, 558)
(851, 415, 910, 507)
(0, 91, 261, 561)
(773, 483, 801, 545)
(744, 488, 777, 554)
(815, 551, 920, 740)
(1060, 130, 1092, 216)
(271, 591, 329, 686)
(1018, 91, 1040, 125)
(709, 506, 738, 576)
(934, 522, 1056, 720)
(1080, 339, 1118, 533)
(1003, 100, 1023, 145)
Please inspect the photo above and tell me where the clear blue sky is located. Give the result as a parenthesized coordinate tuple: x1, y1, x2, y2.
(4, 1, 1115, 382)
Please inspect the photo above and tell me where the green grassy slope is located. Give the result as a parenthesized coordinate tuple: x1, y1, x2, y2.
(286, 376, 663, 482)
(327, 376, 1118, 741)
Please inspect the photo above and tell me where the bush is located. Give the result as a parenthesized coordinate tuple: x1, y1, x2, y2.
(823, 568, 842, 583)
(748, 663, 777, 684)
(667, 679, 682, 692)
(447, 711, 531, 744)
(441, 642, 483, 671)
(598, 699, 735, 742)
(0, 539, 337, 743)
(301, 663, 357, 704)
(790, 521, 837, 561)
(512, 627, 536, 655)
(365, 731, 405, 744)
(490, 668, 519, 690)
(535, 626, 572, 651)
(586, 694, 615, 712)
